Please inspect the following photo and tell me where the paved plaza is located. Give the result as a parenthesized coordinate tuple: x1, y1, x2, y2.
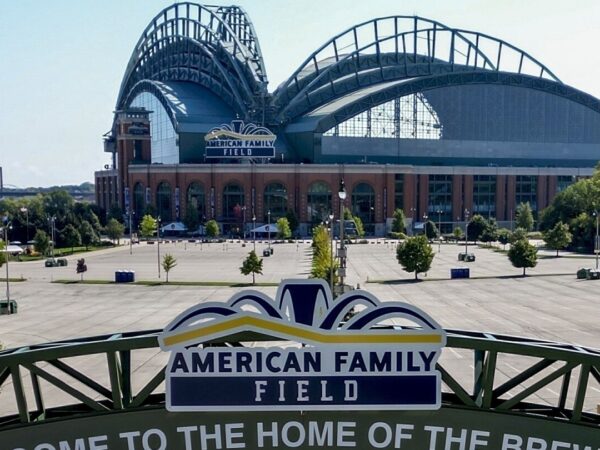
(1, 239, 599, 416)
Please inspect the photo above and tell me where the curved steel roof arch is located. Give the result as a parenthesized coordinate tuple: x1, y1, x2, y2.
(273, 16, 561, 123)
(299, 71, 600, 135)
(117, 3, 268, 116)
(118, 32, 250, 116)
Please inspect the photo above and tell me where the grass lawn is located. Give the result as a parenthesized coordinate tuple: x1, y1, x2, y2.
(53, 279, 279, 287)
(14, 245, 117, 262)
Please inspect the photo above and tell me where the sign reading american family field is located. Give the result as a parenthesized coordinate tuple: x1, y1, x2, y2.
(204, 119, 276, 158)
(159, 279, 446, 411)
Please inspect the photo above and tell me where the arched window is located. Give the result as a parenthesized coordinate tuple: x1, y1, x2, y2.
(351, 183, 375, 231)
(187, 182, 205, 221)
(263, 183, 288, 222)
(133, 182, 145, 220)
(156, 182, 172, 220)
(222, 183, 244, 221)
(307, 182, 332, 224)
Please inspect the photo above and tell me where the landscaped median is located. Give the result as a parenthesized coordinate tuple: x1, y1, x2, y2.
(52, 279, 279, 287)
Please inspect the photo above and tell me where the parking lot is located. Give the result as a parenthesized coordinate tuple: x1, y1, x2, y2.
(1, 238, 599, 416)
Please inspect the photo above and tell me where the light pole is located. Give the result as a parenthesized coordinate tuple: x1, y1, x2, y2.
(252, 213, 256, 252)
(436, 208, 443, 252)
(2, 222, 11, 315)
(423, 213, 428, 238)
(464, 209, 470, 255)
(267, 210, 271, 252)
(48, 216, 56, 259)
(129, 209, 134, 255)
(594, 210, 599, 270)
(338, 180, 347, 291)
(328, 213, 334, 292)
(410, 207, 416, 236)
(20, 207, 29, 246)
(157, 216, 161, 278)
(241, 206, 246, 240)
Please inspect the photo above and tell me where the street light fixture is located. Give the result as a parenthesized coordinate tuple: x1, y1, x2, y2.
(157, 216, 161, 278)
(409, 207, 416, 236)
(1, 220, 12, 315)
(20, 207, 29, 245)
(48, 216, 56, 259)
(267, 210, 271, 253)
(327, 213, 334, 292)
(128, 209, 134, 255)
(338, 180, 347, 291)
(464, 209, 470, 255)
(252, 213, 256, 252)
(594, 210, 599, 270)
(436, 208, 443, 253)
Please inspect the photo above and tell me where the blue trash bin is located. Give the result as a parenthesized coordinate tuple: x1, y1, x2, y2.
(129, 271, 135, 282)
(115, 270, 125, 283)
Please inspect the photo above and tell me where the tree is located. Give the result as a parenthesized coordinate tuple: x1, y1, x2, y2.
(543, 221, 572, 257)
(79, 220, 98, 250)
(206, 219, 219, 238)
(508, 238, 538, 276)
(162, 254, 177, 283)
(276, 217, 292, 239)
(183, 207, 200, 233)
(425, 220, 438, 240)
(107, 203, 124, 223)
(354, 215, 365, 238)
(467, 214, 488, 243)
(285, 210, 299, 234)
(497, 228, 511, 250)
(139, 215, 157, 238)
(396, 235, 434, 280)
(515, 202, 534, 231)
(510, 227, 528, 244)
(391, 208, 406, 234)
(34, 229, 50, 256)
(240, 250, 263, 285)
(61, 224, 81, 253)
(453, 226, 464, 242)
(106, 218, 125, 244)
(480, 219, 498, 247)
(76, 258, 87, 281)
(310, 224, 337, 283)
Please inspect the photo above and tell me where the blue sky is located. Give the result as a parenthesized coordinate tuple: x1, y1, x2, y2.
(1, 0, 599, 187)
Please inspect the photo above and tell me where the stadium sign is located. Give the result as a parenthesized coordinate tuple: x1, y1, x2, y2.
(204, 120, 276, 158)
(158, 279, 446, 411)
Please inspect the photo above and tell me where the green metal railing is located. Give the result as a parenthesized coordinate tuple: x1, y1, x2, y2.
(1, 329, 599, 430)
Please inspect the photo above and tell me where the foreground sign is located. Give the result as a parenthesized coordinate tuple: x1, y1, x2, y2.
(159, 279, 446, 411)
(5, 408, 600, 450)
(204, 120, 276, 158)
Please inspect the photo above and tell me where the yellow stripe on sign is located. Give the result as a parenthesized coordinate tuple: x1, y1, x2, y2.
(162, 315, 443, 347)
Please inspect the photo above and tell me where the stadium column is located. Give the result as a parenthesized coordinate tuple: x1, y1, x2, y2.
(537, 175, 548, 212)
(547, 176, 558, 201)
(496, 175, 506, 221)
(418, 174, 429, 219)
(452, 175, 463, 222)
(403, 174, 416, 219)
(463, 175, 473, 216)
(385, 171, 395, 223)
(506, 176, 517, 223)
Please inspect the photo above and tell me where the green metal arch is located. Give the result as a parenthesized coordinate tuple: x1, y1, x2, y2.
(0, 328, 598, 432)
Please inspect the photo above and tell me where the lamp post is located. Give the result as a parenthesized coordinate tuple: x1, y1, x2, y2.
(423, 213, 428, 238)
(252, 213, 256, 252)
(48, 216, 56, 259)
(129, 209, 134, 255)
(464, 209, 470, 255)
(328, 213, 334, 292)
(157, 216, 161, 278)
(267, 210, 271, 252)
(410, 207, 416, 236)
(338, 180, 347, 290)
(2, 222, 11, 315)
(436, 208, 443, 253)
(20, 207, 29, 245)
(594, 210, 599, 270)
(241, 206, 246, 240)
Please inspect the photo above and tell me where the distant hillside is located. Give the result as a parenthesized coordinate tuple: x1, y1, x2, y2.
(3, 182, 94, 194)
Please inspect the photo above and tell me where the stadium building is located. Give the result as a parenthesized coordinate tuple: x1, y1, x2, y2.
(95, 3, 600, 236)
